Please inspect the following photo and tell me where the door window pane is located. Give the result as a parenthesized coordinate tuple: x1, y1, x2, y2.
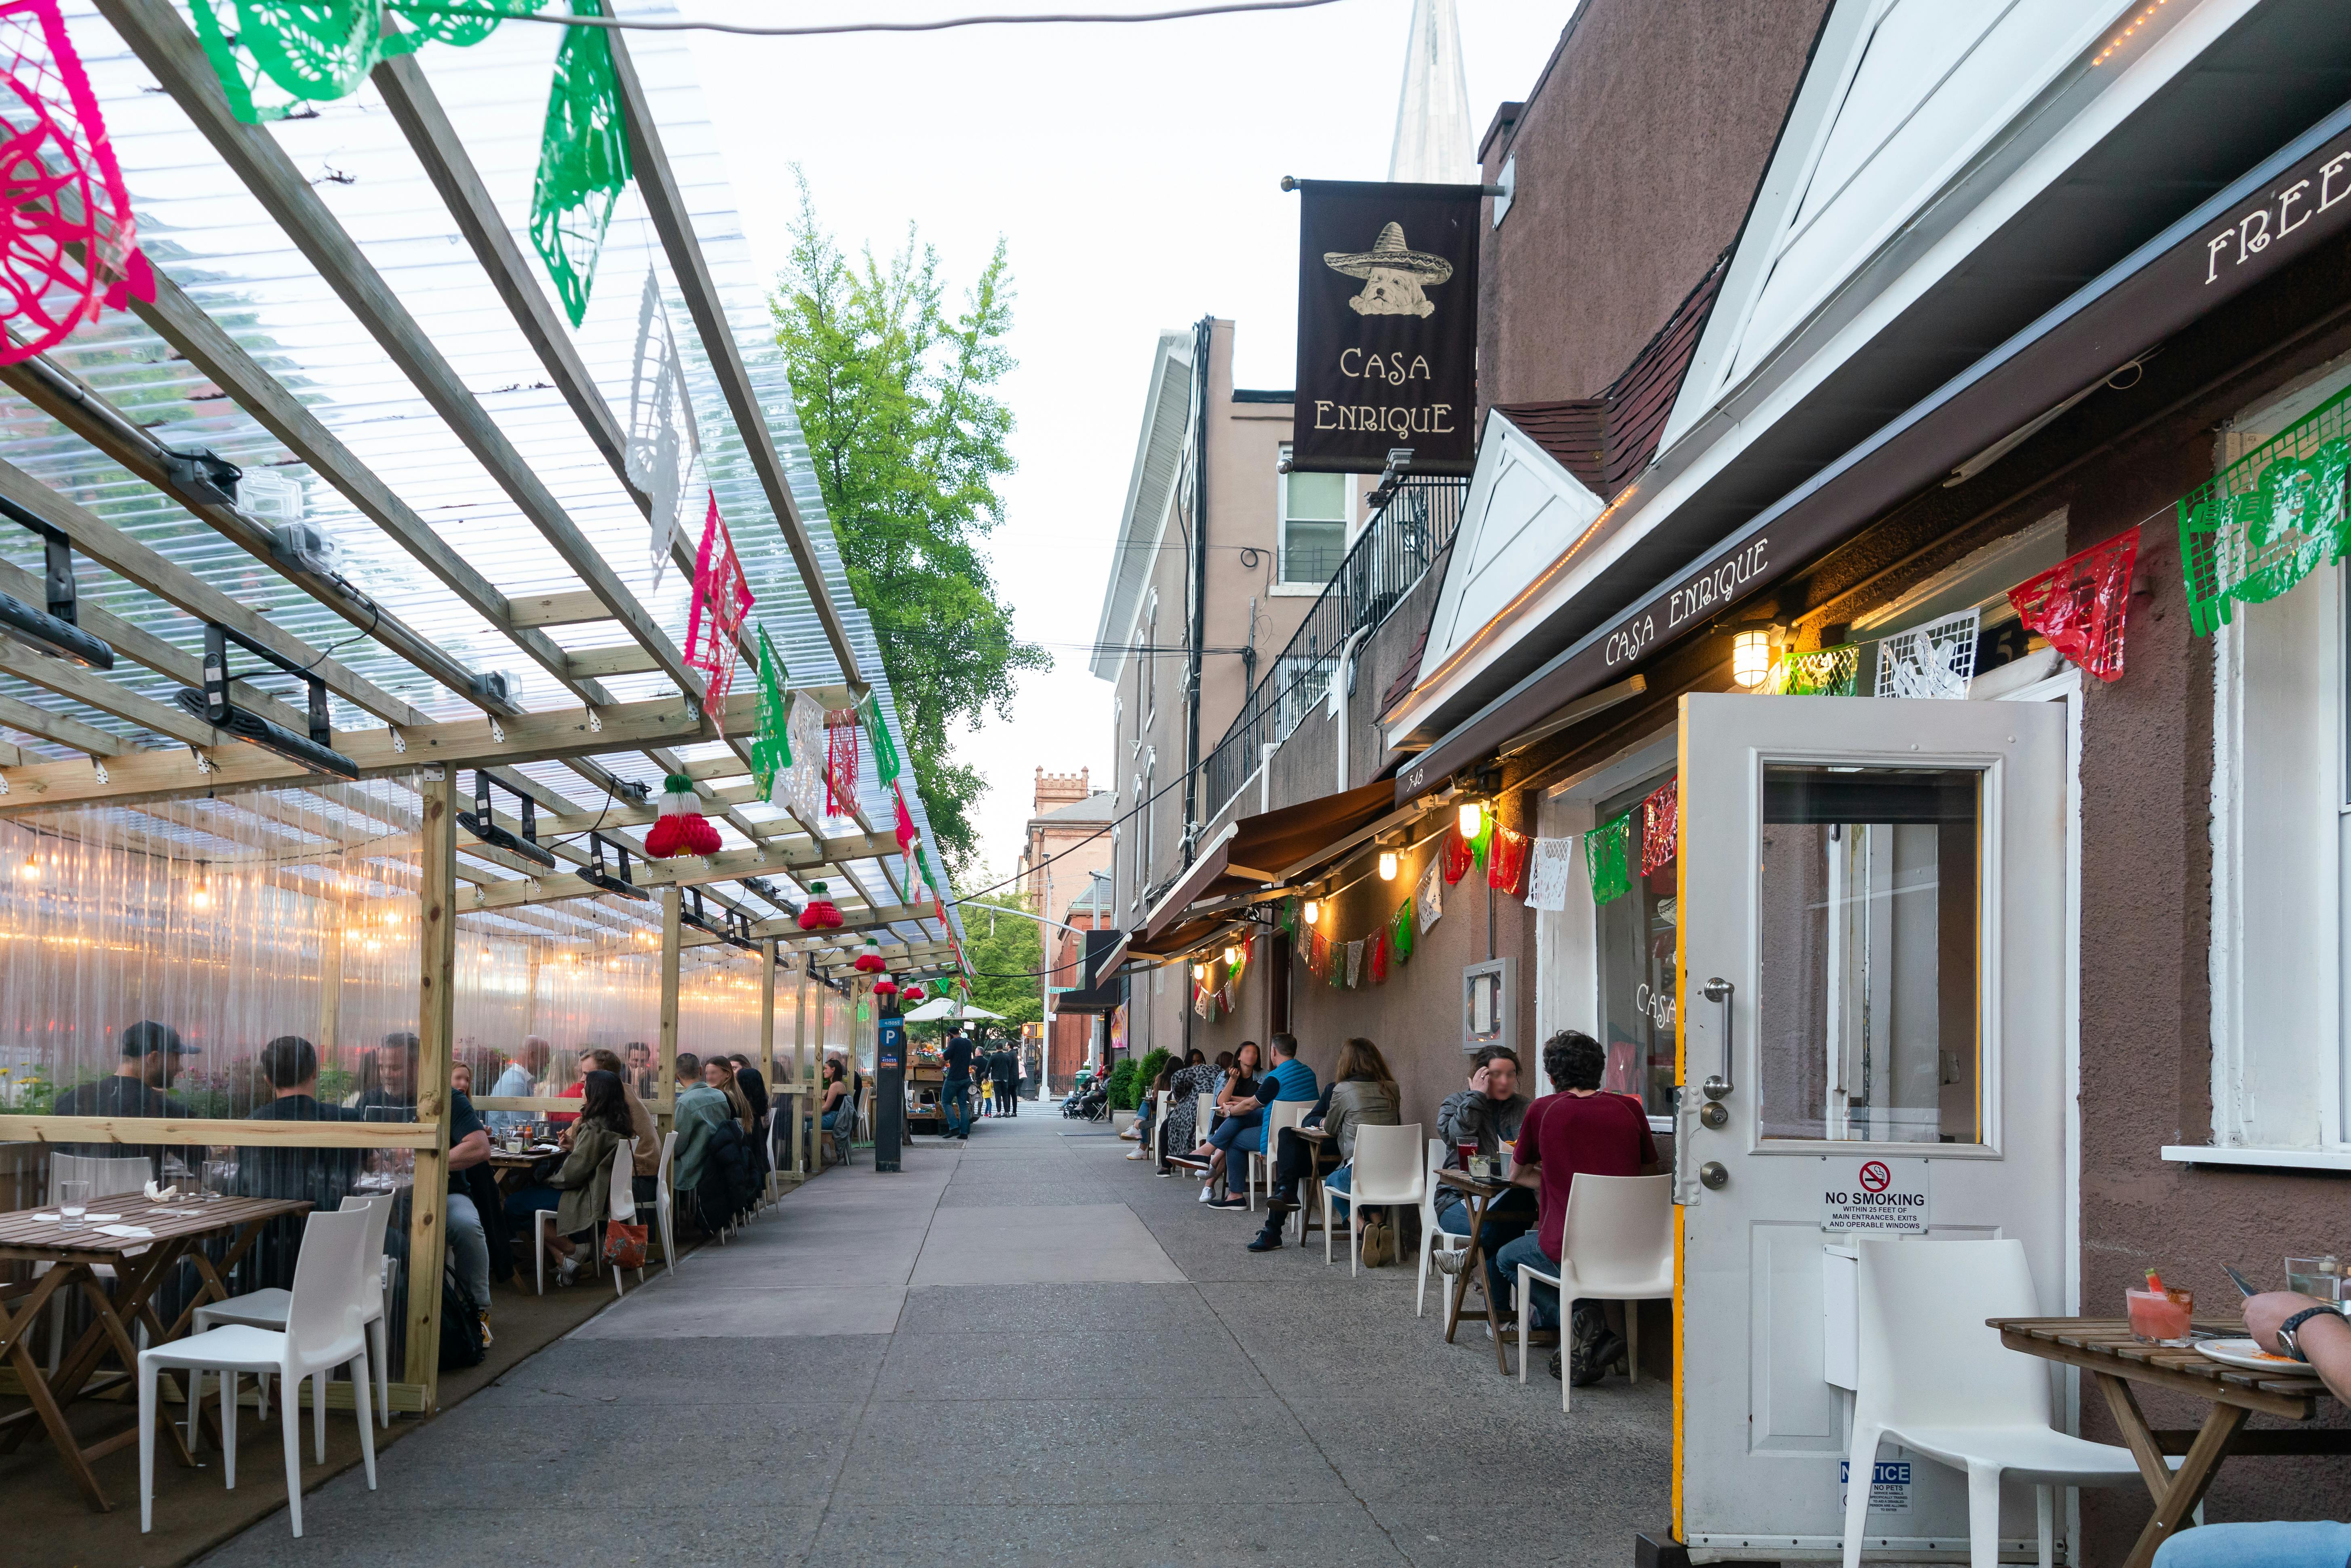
(1756, 767, 1982, 1144)
(1596, 770, 1678, 1117)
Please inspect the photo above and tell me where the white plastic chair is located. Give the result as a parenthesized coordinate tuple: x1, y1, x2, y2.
(1515, 1173, 1672, 1410)
(1841, 1238, 2153, 1568)
(194, 1192, 395, 1441)
(652, 1129, 680, 1273)
(1319, 1123, 1423, 1273)
(138, 1206, 377, 1538)
(43, 1153, 153, 1372)
(536, 1138, 634, 1292)
(1246, 1099, 1313, 1212)
(1416, 1137, 1472, 1317)
(603, 1138, 642, 1297)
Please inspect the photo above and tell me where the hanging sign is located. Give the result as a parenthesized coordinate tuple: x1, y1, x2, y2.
(1821, 1158, 1932, 1235)
(529, 0, 632, 326)
(1290, 179, 1482, 474)
(1874, 608, 1980, 701)
(1525, 838, 1576, 912)
(2011, 527, 2141, 680)
(823, 708, 860, 815)
(859, 691, 904, 789)
(684, 493, 753, 731)
(749, 629, 790, 798)
(626, 270, 703, 587)
(1585, 812, 1632, 905)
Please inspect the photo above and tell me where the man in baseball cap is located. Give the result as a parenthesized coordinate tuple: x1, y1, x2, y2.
(55, 1020, 200, 1172)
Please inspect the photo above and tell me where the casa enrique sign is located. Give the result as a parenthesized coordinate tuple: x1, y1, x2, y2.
(1290, 178, 1482, 475)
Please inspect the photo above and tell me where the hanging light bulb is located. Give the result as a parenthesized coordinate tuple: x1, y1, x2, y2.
(188, 865, 211, 910)
(18, 853, 38, 882)
(1303, 897, 1320, 925)
(1191, 961, 1207, 981)
(1458, 799, 1483, 839)
(1378, 849, 1398, 881)
(1732, 628, 1775, 689)
(1223, 944, 1240, 967)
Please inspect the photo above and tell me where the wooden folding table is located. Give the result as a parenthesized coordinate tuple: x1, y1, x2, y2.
(0, 1194, 309, 1511)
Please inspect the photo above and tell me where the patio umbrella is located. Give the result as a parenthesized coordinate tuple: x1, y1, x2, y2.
(902, 997, 1004, 1022)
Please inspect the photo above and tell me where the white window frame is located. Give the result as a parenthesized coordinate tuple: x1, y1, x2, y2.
(1276, 443, 1349, 587)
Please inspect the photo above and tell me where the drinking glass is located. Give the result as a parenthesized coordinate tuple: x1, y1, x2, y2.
(57, 1180, 89, 1231)
(2286, 1256, 2345, 1302)
(2127, 1284, 2193, 1346)
(1457, 1140, 1480, 1178)
(202, 1157, 230, 1201)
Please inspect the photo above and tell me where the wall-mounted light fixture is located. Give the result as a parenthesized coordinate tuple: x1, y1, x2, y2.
(1457, 798, 1483, 839)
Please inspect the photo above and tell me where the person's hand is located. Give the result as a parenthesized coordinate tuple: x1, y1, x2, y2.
(2245, 1291, 2327, 1355)
(557, 1126, 575, 1151)
(1468, 1063, 1491, 1095)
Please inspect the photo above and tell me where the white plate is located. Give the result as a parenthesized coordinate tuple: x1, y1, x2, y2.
(2194, 1337, 2304, 1372)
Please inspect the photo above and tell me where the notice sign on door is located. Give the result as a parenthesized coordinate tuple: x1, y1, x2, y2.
(1839, 1459, 1912, 1516)
(1822, 1158, 1931, 1234)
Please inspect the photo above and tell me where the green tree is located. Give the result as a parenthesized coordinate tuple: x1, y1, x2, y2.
(959, 886, 1044, 1030)
(771, 173, 1048, 872)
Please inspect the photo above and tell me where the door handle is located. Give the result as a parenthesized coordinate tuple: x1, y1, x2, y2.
(1702, 976, 1735, 1103)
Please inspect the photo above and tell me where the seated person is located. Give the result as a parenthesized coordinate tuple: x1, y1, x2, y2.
(1127, 1056, 1185, 1161)
(1433, 1045, 1535, 1306)
(1160, 1056, 1222, 1170)
(547, 1047, 590, 1128)
(500, 1071, 632, 1288)
(350, 1031, 422, 1121)
(1189, 1042, 1261, 1197)
(238, 1035, 363, 1290)
(1205, 1034, 1318, 1210)
(54, 1019, 200, 1173)
(624, 1040, 658, 1102)
(443, 1059, 494, 1334)
(671, 1057, 736, 1196)
(704, 1054, 755, 1136)
(583, 1048, 660, 1205)
(1493, 1030, 1658, 1384)
(1250, 1037, 1400, 1251)
(486, 1035, 550, 1135)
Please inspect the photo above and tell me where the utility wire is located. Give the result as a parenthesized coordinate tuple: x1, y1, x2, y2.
(399, 0, 1349, 37)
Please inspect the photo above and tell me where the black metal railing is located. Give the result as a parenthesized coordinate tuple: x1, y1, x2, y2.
(1200, 476, 1466, 820)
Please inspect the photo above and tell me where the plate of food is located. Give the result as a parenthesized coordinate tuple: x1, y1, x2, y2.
(2194, 1337, 2303, 1372)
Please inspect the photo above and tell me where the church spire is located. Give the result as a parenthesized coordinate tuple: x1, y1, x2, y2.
(1387, 0, 1473, 185)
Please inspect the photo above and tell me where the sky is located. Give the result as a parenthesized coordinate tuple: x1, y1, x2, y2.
(678, 0, 1579, 883)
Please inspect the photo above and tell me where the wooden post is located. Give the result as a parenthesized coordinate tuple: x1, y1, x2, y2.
(657, 885, 680, 1127)
(794, 961, 810, 1176)
(404, 767, 456, 1399)
(316, 915, 344, 1057)
(758, 938, 775, 1197)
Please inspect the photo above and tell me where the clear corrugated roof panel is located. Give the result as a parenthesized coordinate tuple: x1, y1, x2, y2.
(0, 0, 959, 954)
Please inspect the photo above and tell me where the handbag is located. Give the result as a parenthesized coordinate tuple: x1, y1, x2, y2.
(603, 1218, 649, 1270)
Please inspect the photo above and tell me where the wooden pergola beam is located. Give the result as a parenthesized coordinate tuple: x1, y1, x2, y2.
(0, 639, 222, 751)
(0, 688, 123, 757)
(0, 690, 752, 811)
(95, 0, 695, 706)
(600, 10, 861, 685)
(458, 839, 908, 915)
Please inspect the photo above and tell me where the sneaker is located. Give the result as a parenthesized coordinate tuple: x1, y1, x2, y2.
(1546, 1349, 1562, 1380)
(479, 1313, 495, 1349)
(1118, 1125, 1140, 1141)
(1124, 1147, 1151, 1161)
(1568, 1304, 1609, 1386)
(1198, 1184, 1214, 1203)
(1432, 1248, 1468, 1276)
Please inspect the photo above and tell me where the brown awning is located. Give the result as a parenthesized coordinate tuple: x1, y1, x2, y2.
(1139, 779, 1399, 943)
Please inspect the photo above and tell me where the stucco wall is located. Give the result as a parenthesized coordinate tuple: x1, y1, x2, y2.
(1477, 0, 1829, 411)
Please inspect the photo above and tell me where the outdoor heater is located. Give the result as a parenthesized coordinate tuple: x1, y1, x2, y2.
(174, 622, 358, 779)
(0, 495, 115, 669)
(458, 770, 556, 867)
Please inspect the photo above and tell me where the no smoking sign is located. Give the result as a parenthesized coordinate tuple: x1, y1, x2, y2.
(1824, 1158, 1930, 1234)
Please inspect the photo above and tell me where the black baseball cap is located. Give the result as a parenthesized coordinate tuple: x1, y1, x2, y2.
(121, 1020, 198, 1058)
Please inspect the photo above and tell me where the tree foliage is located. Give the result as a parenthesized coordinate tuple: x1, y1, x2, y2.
(770, 172, 1048, 872)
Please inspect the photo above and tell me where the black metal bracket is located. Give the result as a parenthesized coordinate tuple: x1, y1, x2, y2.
(0, 493, 114, 669)
(726, 909, 760, 953)
(679, 887, 721, 938)
(459, 770, 555, 868)
(576, 831, 647, 900)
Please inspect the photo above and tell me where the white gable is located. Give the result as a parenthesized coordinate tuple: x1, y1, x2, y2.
(1417, 413, 1607, 689)
(1664, 0, 2150, 449)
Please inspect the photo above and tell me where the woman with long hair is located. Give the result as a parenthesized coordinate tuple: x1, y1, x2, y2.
(1161, 1051, 1223, 1178)
(501, 1070, 634, 1287)
(703, 1053, 755, 1136)
(1127, 1053, 1189, 1162)
(1251, 1038, 1401, 1252)
(585, 1048, 661, 1201)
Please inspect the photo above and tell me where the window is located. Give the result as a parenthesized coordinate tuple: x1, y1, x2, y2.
(1279, 445, 1349, 585)
(2209, 365, 2351, 1155)
(1272, 653, 1330, 742)
(1143, 594, 1158, 727)
(1592, 768, 1679, 1117)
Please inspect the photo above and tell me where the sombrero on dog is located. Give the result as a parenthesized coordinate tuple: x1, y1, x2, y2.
(1323, 221, 1453, 282)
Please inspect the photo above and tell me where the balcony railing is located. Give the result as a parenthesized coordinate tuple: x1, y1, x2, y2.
(1200, 476, 1466, 822)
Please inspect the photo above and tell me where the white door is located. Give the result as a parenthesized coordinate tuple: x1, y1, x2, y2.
(1673, 691, 2068, 1561)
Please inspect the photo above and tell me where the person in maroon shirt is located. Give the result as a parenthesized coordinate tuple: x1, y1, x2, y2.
(1497, 1030, 1659, 1386)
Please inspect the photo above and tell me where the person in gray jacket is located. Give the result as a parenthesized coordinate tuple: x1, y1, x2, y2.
(1249, 1038, 1401, 1252)
(1431, 1046, 1537, 1315)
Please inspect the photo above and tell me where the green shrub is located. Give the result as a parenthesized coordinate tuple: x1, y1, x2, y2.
(1105, 1058, 1141, 1112)
(1134, 1047, 1172, 1104)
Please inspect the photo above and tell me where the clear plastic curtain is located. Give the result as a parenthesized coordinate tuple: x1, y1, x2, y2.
(0, 777, 422, 1115)
(451, 908, 663, 1092)
(677, 942, 760, 1067)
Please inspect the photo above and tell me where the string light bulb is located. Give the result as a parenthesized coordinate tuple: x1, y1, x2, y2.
(18, 853, 38, 882)
(1458, 799, 1482, 839)
(1378, 849, 1398, 881)
(1223, 944, 1240, 967)
(188, 865, 211, 910)
(1191, 962, 1207, 981)
(1303, 897, 1320, 925)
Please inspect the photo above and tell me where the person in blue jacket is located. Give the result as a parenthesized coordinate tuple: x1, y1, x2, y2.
(1204, 1032, 1318, 1208)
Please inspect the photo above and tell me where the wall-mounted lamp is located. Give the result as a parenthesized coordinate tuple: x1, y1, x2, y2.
(1223, 944, 1240, 967)
(1378, 849, 1398, 881)
(1191, 961, 1207, 981)
(1457, 799, 1483, 839)
(1731, 628, 1776, 690)
(1303, 897, 1320, 925)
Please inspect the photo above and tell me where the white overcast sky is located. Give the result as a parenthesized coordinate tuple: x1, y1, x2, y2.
(679, 0, 1578, 881)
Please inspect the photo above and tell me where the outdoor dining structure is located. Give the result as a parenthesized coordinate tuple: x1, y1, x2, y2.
(0, 0, 966, 1522)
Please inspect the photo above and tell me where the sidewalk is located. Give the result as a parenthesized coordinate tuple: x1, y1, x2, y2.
(192, 1105, 1672, 1567)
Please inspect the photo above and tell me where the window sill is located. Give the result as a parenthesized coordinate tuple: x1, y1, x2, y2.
(1267, 582, 1325, 597)
(2161, 1145, 2351, 1173)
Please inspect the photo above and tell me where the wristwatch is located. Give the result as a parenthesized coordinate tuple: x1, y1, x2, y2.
(2275, 1304, 2347, 1361)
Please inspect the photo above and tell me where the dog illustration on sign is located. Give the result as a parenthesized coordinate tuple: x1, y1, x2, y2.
(1324, 221, 1453, 317)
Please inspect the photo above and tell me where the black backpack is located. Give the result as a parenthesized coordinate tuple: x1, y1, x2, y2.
(439, 1262, 487, 1370)
(693, 1121, 756, 1230)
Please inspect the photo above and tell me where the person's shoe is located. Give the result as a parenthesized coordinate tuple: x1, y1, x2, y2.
(1247, 1230, 1284, 1252)
(1546, 1349, 1562, 1380)
(1265, 1191, 1299, 1214)
(1198, 1184, 1214, 1203)
(1432, 1247, 1468, 1276)
(479, 1313, 495, 1348)
(1118, 1125, 1140, 1140)
(1592, 1330, 1629, 1380)
(1124, 1147, 1151, 1161)
(1208, 1195, 1250, 1209)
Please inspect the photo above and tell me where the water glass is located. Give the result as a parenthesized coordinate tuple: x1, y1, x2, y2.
(2287, 1256, 2345, 1301)
(57, 1179, 89, 1231)
(202, 1158, 230, 1201)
